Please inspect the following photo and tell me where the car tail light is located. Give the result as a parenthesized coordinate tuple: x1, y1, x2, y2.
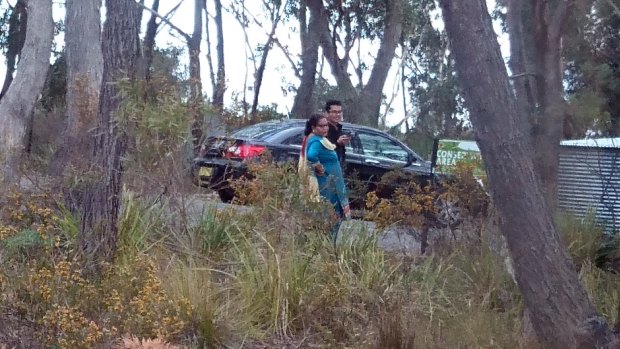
(224, 144, 266, 159)
(198, 144, 208, 157)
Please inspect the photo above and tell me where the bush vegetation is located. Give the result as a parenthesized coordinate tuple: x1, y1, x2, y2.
(1, 159, 619, 348)
(2, 80, 619, 348)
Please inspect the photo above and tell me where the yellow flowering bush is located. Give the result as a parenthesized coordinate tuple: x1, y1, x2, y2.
(0, 191, 192, 348)
(0, 190, 63, 255)
(365, 175, 437, 231)
(8, 257, 192, 348)
(440, 160, 490, 220)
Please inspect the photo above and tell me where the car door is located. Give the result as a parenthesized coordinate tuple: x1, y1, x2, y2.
(279, 127, 307, 164)
(349, 130, 411, 185)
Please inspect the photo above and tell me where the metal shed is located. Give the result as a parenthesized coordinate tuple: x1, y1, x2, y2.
(558, 138, 620, 231)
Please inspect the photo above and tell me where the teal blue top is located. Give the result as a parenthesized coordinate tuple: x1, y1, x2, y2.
(305, 135, 349, 214)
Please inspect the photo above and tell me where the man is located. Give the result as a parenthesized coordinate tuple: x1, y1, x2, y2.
(324, 100, 351, 168)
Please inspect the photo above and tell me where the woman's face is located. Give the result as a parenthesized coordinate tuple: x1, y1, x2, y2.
(312, 118, 329, 137)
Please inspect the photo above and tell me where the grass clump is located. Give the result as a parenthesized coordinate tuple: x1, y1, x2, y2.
(4, 161, 620, 348)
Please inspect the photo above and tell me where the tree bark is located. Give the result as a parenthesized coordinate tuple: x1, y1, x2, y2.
(211, 0, 226, 109)
(49, 0, 103, 178)
(142, 0, 160, 84)
(250, 1, 285, 118)
(0, 0, 28, 100)
(0, 0, 53, 184)
(356, 0, 403, 127)
(79, 0, 142, 271)
(439, 0, 613, 348)
(189, 0, 204, 147)
(291, 0, 321, 119)
(313, 0, 403, 126)
(507, 0, 571, 210)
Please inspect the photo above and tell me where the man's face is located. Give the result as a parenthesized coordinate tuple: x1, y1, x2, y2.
(326, 105, 343, 125)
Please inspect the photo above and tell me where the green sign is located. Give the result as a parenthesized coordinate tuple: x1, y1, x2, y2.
(435, 139, 484, 177)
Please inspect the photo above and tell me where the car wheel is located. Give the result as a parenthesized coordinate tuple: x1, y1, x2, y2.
(434, 193, 463, 227)
(217, 188, 235, 203)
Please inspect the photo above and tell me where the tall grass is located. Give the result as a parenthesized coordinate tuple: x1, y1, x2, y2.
(6, 164, 620, 348)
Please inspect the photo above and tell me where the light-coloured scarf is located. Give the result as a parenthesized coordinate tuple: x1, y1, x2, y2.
(298, 135, 321, 202)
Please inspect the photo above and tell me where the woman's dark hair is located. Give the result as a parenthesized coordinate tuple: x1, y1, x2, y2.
(304, 113, 327, 136)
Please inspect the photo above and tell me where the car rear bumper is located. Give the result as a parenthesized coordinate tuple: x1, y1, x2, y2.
(193, 158, 247, 190)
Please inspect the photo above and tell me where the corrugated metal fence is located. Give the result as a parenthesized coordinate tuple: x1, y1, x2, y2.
(558, 139, 620, 231)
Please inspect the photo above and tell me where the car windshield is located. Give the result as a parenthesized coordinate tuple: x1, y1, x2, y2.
(231, 121, 294, 140)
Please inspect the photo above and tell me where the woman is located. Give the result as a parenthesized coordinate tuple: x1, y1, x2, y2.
(300, 113, 350, 242)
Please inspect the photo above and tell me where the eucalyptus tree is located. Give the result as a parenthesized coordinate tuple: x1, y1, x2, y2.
(142, 0, 160, 84)
(0, 0, 27, 99)
(401, 0, 466, 139)
(563, 0, 620, 136)
(139, 0, 205, 146)
(211, 0, 226, 109)
(0, 0, 53, 184)
(439, 0, 619, 347)
(505, 0, 573, 209)
(49, 0, 103, 177)
(78, 0, 142, 270)
(311, 0, 404, 127)
(227, 0, 289, 118)
(290, 0, 322, 119)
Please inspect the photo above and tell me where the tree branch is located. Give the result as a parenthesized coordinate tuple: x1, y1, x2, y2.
(510, 72, 541, 79)
(604, 0, 620, 18)
(224, 1, 300, 78)
(134, 0, 190, 41)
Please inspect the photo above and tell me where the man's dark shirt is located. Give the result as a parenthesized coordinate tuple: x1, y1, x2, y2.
(327, 122, 346, 167)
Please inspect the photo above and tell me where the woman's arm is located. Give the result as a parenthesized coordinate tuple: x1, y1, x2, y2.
(306, 137, 321, 163)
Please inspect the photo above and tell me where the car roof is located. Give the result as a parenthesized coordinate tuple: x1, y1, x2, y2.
(269, 118, 389, 133)
(230, 118, 402, 142)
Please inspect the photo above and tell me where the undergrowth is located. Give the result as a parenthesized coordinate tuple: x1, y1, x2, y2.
(0, 161, 619, 348)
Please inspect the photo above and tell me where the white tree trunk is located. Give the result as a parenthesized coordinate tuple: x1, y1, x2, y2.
(0, 0, 53, 183)
(65, 0, 103, 133)
(49, 0, 103, 176)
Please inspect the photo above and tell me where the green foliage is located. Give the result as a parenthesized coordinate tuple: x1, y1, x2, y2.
(563, 0, 620, 136)
(189, 206, 238, 254)
(117, 190, 171, 262)
(5, 165, 620, 347)
(402, 1, 469, 139)
(0, 229, 51, 260)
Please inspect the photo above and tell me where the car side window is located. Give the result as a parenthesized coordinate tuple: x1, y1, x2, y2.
(283, 132, 304, 146)
(357, 132, 409, 162)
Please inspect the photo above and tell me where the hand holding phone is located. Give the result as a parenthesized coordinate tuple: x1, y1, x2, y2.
(337, 134, 352, 145)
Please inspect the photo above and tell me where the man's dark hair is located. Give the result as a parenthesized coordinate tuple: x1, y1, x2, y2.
(324, 100, 342, 112)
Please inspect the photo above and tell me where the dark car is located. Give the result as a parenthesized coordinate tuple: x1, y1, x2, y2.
(193, 119, 459, 224)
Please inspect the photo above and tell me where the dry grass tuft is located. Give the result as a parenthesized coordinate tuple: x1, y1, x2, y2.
(116, 335, 179, 349)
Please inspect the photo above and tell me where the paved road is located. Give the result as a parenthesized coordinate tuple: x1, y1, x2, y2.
(182, 194, 423, 256)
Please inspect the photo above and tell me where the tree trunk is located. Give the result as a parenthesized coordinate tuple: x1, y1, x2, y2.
(211, 0, 226, 109)
(142, 0, 160, 84)
(439, 0, 613, 348)
(356, 0, 403, 127)
(79, 0, 142, 271)
(250, 1, 284, 118)
(0, 0, 28, 100)
(0, 0, 53, 184)
(507, 0, 571, 210)
(291, 0, 320, 119)
(189, 0, 204, 147)
(49, 0, 103, 178)
(314, 0, 403, 126)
